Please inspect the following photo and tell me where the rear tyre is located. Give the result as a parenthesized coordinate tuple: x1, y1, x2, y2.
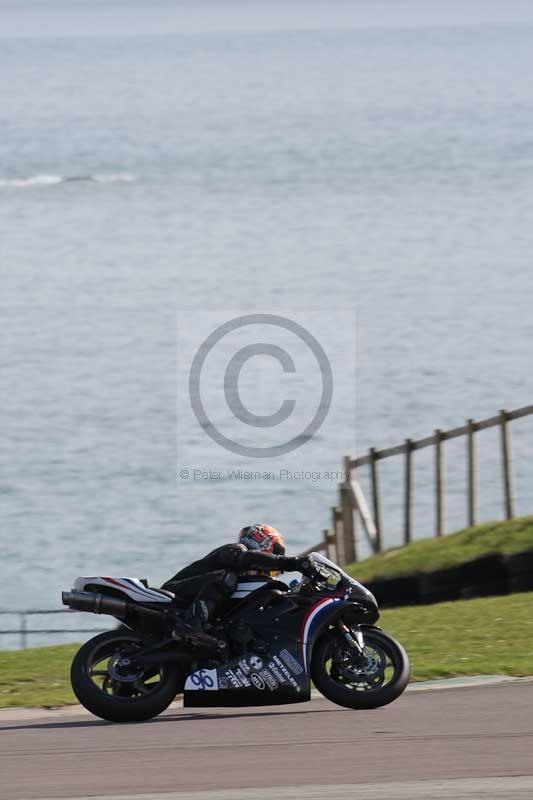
(311, 627, 410, 710)
(71, 630, 183, 722)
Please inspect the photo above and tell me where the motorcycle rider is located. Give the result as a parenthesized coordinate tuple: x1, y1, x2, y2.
(162, 524, 313, 646)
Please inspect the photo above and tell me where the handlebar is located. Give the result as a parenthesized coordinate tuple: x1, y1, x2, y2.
(299, 558, 336, 585)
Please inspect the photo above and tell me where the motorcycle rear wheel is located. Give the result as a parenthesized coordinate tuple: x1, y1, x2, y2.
(311, 626, 410, 710)
(71, 630, 183, 722)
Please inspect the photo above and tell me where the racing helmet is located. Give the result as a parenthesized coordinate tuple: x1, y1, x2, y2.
(238, 524, 286, 556)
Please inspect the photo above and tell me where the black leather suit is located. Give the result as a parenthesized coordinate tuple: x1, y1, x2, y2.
(162, 543, 302, 621)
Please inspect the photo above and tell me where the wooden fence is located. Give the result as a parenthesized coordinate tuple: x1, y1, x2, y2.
(303, 403, 533, 566)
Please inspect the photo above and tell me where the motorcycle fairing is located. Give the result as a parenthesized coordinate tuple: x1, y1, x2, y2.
(73, 576, 173, 603)
(184, 644, 310, 708)
(230, 577, 282, 599)
(300, 597, 341, 671)
(183, 597, 351, 708)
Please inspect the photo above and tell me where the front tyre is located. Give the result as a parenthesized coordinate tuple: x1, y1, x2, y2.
(311, 627, 410, 710)
(71, 630, 183, 722)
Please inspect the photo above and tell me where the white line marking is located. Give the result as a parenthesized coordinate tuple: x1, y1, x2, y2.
(23, 776, 533, 800)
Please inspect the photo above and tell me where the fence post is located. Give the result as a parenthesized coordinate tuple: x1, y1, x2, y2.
(331, 506, 342, 563)
(323, 529, 336, 561)
(340, 481, 357, 565)
(467, 418, 477, 527)
(499, 409, 514, 520)
(330, 507, 336, 559)
(435, 429, 444, 536)
(20, 613, 27, 650)
(335, 493, 346, 566)
(341, 462, 357, 564)
(404, 438, 413, 544)
(369, 447, 382, 552)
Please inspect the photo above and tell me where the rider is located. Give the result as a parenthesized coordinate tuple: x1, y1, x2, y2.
(162, 524, 312, 645)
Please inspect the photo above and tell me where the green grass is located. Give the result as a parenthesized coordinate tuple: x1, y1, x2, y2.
(345, 516, 533, 583)
(0, 644, 78, 708)
(1, 591, 533, 707)
(381, 591, 533, 679)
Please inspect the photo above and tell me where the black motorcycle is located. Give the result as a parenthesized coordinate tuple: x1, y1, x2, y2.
(62, 552, 410, 722)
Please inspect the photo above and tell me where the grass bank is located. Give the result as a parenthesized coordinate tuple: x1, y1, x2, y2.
(1, 591, 532, 708)
(381, 591, 533, 679)
(346, 516, 533, 583)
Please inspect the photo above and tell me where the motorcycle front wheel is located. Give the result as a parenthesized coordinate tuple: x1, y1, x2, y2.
(71, 630, 183, 722)
(311, 626, 410, 710)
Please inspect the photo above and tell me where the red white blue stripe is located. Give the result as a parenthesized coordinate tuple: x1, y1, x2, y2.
(300, 597, 341, 671)
(102, 577, 172, 602)
(74, 576, 172, 603)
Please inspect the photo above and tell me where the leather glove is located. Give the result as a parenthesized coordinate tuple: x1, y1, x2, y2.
(283, 556, 316, 577)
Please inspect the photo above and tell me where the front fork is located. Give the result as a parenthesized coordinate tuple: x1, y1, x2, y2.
(337, 620, 366, 662)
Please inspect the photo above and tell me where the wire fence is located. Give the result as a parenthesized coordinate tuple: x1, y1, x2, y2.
(0, 609, 112, 650)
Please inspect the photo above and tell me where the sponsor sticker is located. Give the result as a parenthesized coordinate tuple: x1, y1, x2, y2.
(272, 655, 300, 691)
(260, 668, 278, 691)
(250, 672, 266, 690)
(239, 659, 251, 674)
(235, 668, 251, 687)
(223, 669, 243, 689)
(184, 668, 218, 691)
(280, 648, 304, 676)
(268, 661, 288, 685)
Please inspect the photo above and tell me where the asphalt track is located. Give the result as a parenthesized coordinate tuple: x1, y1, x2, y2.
(2, 680, 533, 800)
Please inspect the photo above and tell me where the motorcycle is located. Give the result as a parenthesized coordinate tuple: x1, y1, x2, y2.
(62, 552, 410, 722)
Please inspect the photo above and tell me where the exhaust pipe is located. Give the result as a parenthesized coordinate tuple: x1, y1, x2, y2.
(62, 590, 168, 624)
(62, 590, 128, 618)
